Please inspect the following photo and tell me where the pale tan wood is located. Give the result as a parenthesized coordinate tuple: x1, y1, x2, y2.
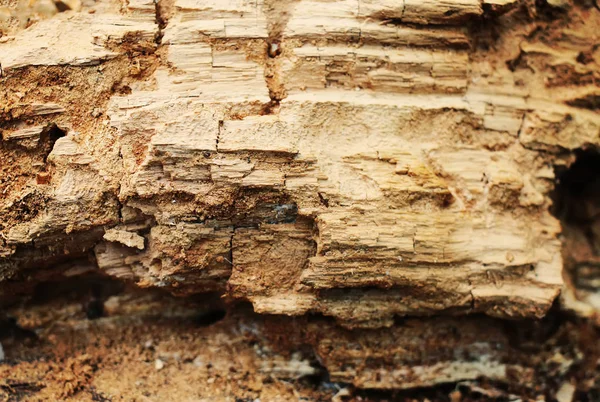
(1, 1, 599, 394)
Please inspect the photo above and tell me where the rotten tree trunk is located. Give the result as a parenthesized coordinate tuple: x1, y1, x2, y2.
(0, 0, 599, 400)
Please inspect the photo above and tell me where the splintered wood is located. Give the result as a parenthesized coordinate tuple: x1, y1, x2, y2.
(1, 0, 600, 331)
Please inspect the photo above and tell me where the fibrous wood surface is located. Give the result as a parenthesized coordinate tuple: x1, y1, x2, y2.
(0, 0, 599, 400)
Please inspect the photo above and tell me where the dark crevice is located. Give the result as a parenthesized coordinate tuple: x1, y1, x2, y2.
(153, 0, 169, 44)
(565, 94, 600, 111)
(260, 99, 281, 115)
(85, 299, 105, 320)
(193, 309, 226, 327)
(552, 147, 600, 316)
(502, 300, 565, 351)
(552, 148, 600, 226)
(39, 123, 66, 163)
(27, 270, 125, 309)
(317, 192, 329, 208)
(0, 228, 107, 305)
(0, 317, 38, 342)
(3, 270, 230, 330)
(267, 40, 281, 58)
(216, 120, 223, 152)
(576, 45, 598, 64)
(54, 0, 75, 12)
(228, 231, 234, 268)
(262, 1, 297, 108)
(535, 0, 570, 19)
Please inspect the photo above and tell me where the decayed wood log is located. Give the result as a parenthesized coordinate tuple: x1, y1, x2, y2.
(1, 0, 599, 397)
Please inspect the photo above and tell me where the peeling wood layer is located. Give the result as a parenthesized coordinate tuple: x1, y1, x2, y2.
(1, 1, 600, 388)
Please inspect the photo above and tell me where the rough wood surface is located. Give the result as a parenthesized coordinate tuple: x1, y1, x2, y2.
(1, 0, 600, 399)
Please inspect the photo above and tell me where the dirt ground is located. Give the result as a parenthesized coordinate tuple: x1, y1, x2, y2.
(0, 279, 338, 402)
(0, 287, 486, 402)
(1, 277, 598, 402)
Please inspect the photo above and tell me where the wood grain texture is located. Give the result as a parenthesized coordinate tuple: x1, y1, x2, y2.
(1, 0, 599, 331)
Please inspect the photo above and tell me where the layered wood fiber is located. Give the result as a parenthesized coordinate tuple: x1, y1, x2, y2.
(0, 0, 599, 399)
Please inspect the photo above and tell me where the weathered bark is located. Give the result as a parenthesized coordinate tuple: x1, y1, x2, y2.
(0, 0, 599, 400)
